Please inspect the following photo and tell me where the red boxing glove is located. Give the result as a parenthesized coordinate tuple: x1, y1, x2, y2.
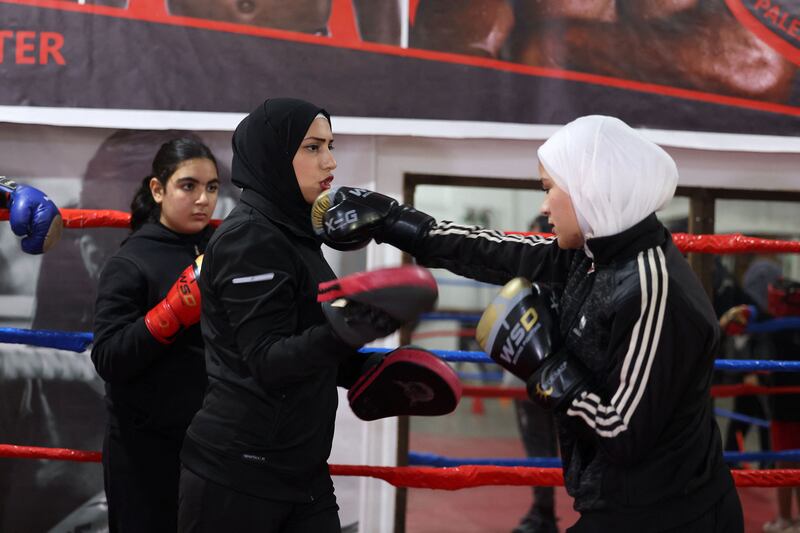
(145, 255, 203, 344)
(719, 304, 752, 337)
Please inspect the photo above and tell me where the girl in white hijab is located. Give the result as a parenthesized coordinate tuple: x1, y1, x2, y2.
(314, 114, 743, 533)
(537, 115, 678, 254)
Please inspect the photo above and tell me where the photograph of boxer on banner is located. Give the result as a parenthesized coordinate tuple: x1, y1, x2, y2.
(167, 0, 402, 44)
(161, 0, 800, 107)
(410, 0, 799, 104)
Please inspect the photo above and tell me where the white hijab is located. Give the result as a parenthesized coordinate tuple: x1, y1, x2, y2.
(537, 115, 678, 244)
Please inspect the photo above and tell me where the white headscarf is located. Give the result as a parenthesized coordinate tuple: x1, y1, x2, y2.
(537, 115, 678, 242)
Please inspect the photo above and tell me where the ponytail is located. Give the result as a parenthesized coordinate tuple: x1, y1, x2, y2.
(130, 176, 160, 233)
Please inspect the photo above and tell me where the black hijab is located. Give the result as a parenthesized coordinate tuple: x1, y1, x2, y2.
(232, 98, 330, 235)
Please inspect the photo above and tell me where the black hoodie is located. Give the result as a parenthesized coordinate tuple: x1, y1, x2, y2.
(92, 221, 212, 436)
(181, 99, 361, 502)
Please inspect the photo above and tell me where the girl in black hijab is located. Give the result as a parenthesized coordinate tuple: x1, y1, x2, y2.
(178, 99, 389, 532)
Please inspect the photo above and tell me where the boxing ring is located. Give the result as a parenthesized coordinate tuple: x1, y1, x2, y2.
(1, 208, 800, 530)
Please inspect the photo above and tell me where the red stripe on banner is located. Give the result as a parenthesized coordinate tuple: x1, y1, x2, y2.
(127, 0, 167, 17)
(328, 0, 360, 44)
(1, 0, 799, 117)
(409, 0, 420, 26)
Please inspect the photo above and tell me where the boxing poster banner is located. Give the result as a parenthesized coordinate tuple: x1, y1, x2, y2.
(0, 0, 799, 138)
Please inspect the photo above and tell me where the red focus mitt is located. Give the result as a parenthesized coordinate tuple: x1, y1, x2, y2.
(318, 265, 438, 347)
(348, 346, 462, 421)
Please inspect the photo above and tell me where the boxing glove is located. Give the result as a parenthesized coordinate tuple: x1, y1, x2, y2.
(719, 304, 753, 336)
(476, 277, 588, 410)
(311, 186, 435, 253)
(476, 277, 561, 379)
(0, 176, 63, 254)
(526, 349, 590, 411)
(145, 255, 204, 344)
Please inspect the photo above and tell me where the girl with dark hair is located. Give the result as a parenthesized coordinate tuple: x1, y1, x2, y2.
(91, 137, 219, 532)
(130, 138, 218, 233)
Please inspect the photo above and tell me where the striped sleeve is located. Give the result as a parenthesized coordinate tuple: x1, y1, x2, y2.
(564, 246, 678, 461)
(416, 221, 573, 285)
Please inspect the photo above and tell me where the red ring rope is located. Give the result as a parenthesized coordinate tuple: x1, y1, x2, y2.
(1, 209, 798, 254)
(1, 444, 797, 488)
(462, 384, 800, 400)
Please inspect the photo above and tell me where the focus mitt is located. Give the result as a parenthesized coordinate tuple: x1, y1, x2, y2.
(348, 346, 461, 421)
(318, 265, 438, 347)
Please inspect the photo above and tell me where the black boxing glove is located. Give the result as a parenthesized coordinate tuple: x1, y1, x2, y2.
(476, 278, 561, 379)
(311, 186, 435, 253)
(476, 277, 589, 410)
(526, 349, 590, 412)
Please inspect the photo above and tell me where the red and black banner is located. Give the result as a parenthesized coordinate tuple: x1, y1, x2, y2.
(0, 0, 799, 135)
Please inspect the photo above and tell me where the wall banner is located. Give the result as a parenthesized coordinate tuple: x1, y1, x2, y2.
(0, 0, 799, 137)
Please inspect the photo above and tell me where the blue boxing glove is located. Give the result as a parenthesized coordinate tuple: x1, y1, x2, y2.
(0, 176, 63, 254)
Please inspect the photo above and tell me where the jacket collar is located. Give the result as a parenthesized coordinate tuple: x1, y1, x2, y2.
(240, 189, 319, 244)
(125, 221, 213, 248)
(585, 213, 668, 266)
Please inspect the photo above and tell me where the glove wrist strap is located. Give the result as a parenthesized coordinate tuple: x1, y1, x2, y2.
(0, 176, 18, 194)
(528, 350, 589, 412)
(382, 207, 435, 254)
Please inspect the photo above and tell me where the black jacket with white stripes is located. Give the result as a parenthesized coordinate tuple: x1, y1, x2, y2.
(415, 213, 733, 528)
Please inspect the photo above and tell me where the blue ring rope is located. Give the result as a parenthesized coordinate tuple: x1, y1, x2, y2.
(408, 450, 800, 468)
(1, 328, 799, 372)
(419, 312, 800, 334)
(714, 407, 770, 428)
(0, 328, 93, 353)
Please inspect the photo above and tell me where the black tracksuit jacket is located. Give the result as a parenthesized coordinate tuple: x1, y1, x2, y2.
(180, 189, 364, 502)
(414, 214, 734, 530)
(92, 222, 211, 531)
(93, 221, 210, 436)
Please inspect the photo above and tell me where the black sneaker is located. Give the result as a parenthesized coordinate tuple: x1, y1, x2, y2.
(512, 513, 559, 533)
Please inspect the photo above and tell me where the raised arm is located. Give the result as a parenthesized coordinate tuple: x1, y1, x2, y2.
(312, 186, 573, 286)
